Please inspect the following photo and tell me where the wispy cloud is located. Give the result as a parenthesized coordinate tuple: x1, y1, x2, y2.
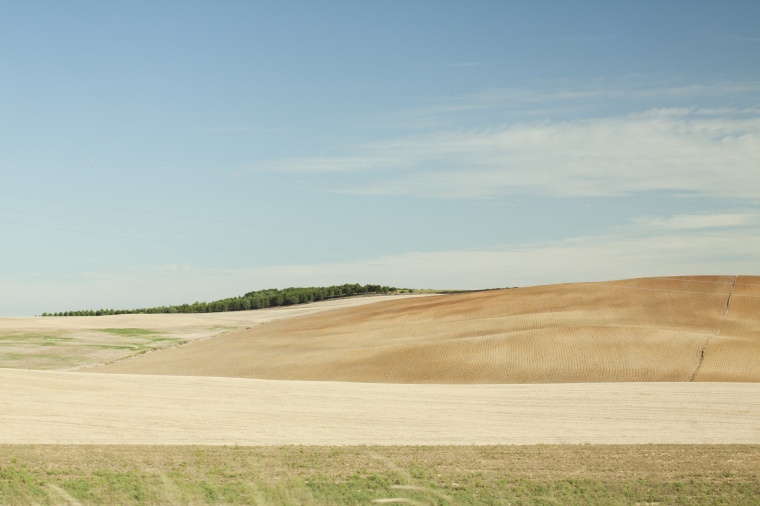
(632, 212, 760, 230)
(361, 78, 760, 131)
(254, 108, 760, 199)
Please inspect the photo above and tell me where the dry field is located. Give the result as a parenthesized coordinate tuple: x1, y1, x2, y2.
(3, 276, 760, 503)
(2, 276, 759, 447)
(2, 368, 759, 445)
(0, 294, 427, 371)
(90, 275, 760, 383)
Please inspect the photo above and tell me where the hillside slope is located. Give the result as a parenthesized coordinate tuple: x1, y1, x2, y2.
(89, 276, 760, 383)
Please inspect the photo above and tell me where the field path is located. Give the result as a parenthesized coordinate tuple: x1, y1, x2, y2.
(689, 275, 737, 381)
(2, 369, 759, 445)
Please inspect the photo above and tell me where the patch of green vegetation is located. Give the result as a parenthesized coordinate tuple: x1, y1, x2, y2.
(0, 334, 72, 346)
(0, 462, 48, 504)
(0, 352, 81, 369)
(0, 445, 758, 505)
(2, 467, 759, 505)
(97, 328, 156, 337)
(0, 353, 27, 361)
(84, 335, 184, 366)
(144, 336, 178, 343)
(60, 470, 159, 504)
(90, 337, 182, 352)
(90, 345, 142, 350)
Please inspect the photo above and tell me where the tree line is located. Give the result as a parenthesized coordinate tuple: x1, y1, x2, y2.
(43, 283, 407, 317)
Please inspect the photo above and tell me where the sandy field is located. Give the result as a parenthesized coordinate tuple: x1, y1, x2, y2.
(90, 276, 760, 383)
(2, 368, 759, 445)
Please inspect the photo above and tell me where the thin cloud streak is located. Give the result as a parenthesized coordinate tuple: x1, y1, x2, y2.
(391, 80, 760, 121)
(257, 108, 760, 199)
(632, 212, 760, 230)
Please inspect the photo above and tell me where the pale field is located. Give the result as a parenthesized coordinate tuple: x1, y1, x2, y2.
(90, 275, 760, 383)
(2, 368, 759, 445)
(3, 276, 760, 448)
(0, 294, 428, 371)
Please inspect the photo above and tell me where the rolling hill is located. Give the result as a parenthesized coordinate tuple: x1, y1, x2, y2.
(89, 275, 760, 383)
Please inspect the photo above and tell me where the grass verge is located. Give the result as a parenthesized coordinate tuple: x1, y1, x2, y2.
(1, 445, 758, 505)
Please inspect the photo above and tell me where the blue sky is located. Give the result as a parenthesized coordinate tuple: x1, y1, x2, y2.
(2, 1, 759, 315)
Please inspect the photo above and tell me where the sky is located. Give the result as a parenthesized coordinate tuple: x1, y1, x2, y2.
(2, 1, 759, 316)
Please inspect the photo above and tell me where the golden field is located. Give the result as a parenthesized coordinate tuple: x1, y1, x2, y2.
(90, 276, 760, 383)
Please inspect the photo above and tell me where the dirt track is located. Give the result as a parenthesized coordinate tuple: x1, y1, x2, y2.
(2, 368, 759, 445)
(90, 276, 760, 383)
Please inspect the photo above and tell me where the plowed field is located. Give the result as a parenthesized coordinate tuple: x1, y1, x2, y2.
(90, 276, 760, 383)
